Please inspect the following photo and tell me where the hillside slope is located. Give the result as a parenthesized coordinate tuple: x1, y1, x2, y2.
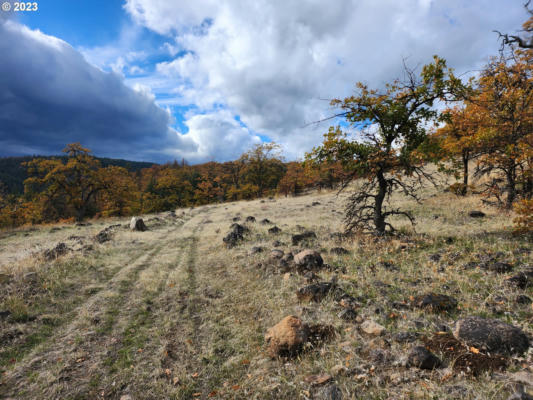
(0, 156, 156, 194)
(0, 185, 531, 399)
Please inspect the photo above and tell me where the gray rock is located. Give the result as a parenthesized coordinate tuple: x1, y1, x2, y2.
(43, 242, 69, 260)
(454, 316, 530, 355)
(294, 250, 323, 271)
(315, 384, 343, 400)
(130, 217, 147, 232)
(223, 224, 247, 248)
(268, 226, 281, 234)
(292, 231, 317, 245)
(412, 293, 458, 312)
(407, 346, 441, 369)
(250, 246, 264, 254)
(469, 210, 486, 218)
(271, 249, 284, 259)
(330, 247, 349, 255)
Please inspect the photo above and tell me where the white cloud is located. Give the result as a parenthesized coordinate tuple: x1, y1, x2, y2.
(122, 0, 526, 161)
(165, 110, 261, 163)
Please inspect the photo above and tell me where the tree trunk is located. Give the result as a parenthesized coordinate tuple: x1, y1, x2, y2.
(461, 151, 469, 196)
(505, 166, 516, 209)
(374, 170, 387, 234)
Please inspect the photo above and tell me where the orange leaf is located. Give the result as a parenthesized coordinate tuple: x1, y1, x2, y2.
(165, 368, 171, 376)
(241, 359, 250, 365)
(192, 372, 199, 378)
(208, 391, 217, 397)
(470, 346, 480, 354)
(231, 385, 240, 390)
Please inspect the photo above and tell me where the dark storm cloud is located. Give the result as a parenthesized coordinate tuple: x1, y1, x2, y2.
(0, 20, 194, 162)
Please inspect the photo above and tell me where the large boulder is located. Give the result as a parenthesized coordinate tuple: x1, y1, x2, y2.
(265, 315, 309, 357)
(130, 217, 147, 232)
(294, 250, 323, 271)
(453, 316, 530, 355)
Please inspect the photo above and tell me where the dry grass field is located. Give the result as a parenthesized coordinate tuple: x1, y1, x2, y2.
(0, 179, 531, 399)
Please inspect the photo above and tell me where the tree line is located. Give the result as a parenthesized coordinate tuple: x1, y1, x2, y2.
(0, 142, 347, 228)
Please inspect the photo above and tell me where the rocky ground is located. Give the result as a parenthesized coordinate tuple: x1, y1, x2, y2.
(0, 184, 531, 399)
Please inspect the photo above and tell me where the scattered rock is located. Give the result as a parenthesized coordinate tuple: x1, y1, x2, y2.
(330, 247, 349, 255)
(469, 210, 486, 218)
(506, 270, 533, 289)
(303, 271, 320, 283)
(95, 229, 112, 243)
(516, 295, 532, 305)
(245, 216, 256, 222)
(223, 224, 247, 248)
(312, 201, 321, 206)
(43, 242, 69, 260)
(271, 249, 284, 259)
(391, 301, 410, 310)
(268, 226, 282, 234)
(315, 384, 343, 400)
(260, 218, 272, 225)
(250, 246, 264, 254)
(454, 316, 530, 355)
(294, 250, 324, 272)
(130, 217, 148, 232)
(507, 390, 533, 400)
(232, 216, 241, 222)
(377, 261, 399, 271)
(280, 252, 294, 264)
(272, 240, 283, 247)
(297, 282, 337, 302)
(265, 315, 309, 358)
(486, 261, 514, 273)
(412, 293, 458, 312)
(428, 253, 442, 262)
(360, 320, 385, 336)
(407, 346, 441, 370)
(292, 231, 317, 245)
(0, 310, 11, 319)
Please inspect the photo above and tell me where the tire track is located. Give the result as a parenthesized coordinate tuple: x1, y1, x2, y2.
(2, 217, 190, 399)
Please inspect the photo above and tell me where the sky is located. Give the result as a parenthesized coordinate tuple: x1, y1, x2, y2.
(0, 0, 528, 163)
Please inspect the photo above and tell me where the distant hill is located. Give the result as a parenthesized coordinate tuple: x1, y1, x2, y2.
(0, 155, 156, 194)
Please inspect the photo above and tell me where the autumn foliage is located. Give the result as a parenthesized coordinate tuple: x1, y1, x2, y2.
(0, 142, 347, 229)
